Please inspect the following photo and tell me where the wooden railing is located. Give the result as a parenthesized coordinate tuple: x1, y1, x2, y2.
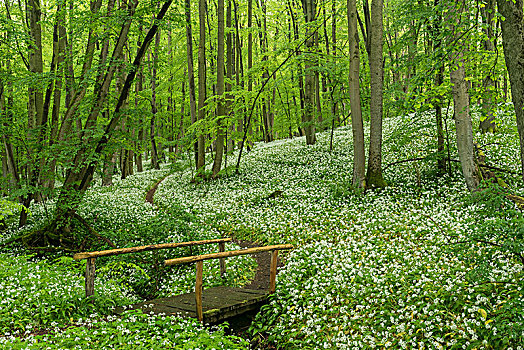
(73, 238, 232, 297)
(164, 244, 293, 322)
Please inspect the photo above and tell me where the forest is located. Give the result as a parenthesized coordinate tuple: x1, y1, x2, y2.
(1, 0, 524, 348)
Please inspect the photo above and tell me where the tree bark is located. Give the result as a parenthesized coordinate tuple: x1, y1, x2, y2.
(301, 0, 317, 145)
(197, 0, 207, 174)
(149, 30, 161, 170)
(366, 0, 386, 188)
(450, 0, 479, 191)
(185, 0, 199, 164)
(480, 0, 497, 133)
(348, 0, 366, 189)
(212, 0, 226, 177)
(497, 0, 524, 182)
(432, 0, 446, 174)
(226, 0, 234, 153)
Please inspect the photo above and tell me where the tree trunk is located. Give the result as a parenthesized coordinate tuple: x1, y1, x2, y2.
(22, 0, 46, 224)
(135, 65, 145, 173)
(185, 0, 199, 164)
(366, 0, 386, 188)
(247, 0, 254, 149)
(450, 0, 480, 191)
(480, 0, 497, 133)
(233, 0, 245, 150)
(149, 29, 161, 170)
(302, 0, 317, 145)
(497, 0, 524, 182)
(45, 1, 69, 191)
(256, 0, 270, 143)
(433, 0, 446, 174)
(212, 0, 226, 177)
(197, 0, 207, 174)
(226, 0, 234, 153)
(348, 0, 366, 189)
(175, 70, 187, 156)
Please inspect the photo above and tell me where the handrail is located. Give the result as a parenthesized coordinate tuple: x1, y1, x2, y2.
(74, 238, 232, 260)
(76, 238, 232, 298)
(164, 244, 294, 265)
(164, 244, 294, 322)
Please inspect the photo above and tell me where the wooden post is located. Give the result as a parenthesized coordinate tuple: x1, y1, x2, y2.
(85, 258, 96, 298)
(269, 250, 278, 294)
(195, 260, 204, 322)
(218, 242, 226, 278)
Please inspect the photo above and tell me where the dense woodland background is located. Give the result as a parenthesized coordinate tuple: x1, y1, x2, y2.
(1, 0, 524, 348)
(2, 0, 524, 221)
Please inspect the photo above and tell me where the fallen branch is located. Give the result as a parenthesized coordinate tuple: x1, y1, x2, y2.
(71, 212, 117, 249)
(384, 156, 522, 176)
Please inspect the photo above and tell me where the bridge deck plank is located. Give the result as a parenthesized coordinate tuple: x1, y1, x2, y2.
(114, 286, 268, 323)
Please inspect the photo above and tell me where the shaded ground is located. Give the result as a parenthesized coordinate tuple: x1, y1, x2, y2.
(236, 240, 284, 291)
(229, 240, 284, 349)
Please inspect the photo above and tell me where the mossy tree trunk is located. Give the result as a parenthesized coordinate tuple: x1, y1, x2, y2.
(366, 0, 386, 189)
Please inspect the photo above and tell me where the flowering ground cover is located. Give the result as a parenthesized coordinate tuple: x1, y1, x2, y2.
(0, 166, 254, 348)
(154, 107, 524, 349)
(1, 106, 523, 348)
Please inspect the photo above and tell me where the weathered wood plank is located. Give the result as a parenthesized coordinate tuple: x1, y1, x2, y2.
(85, 258, 96, 297)
(269, 250, 278, 293)
(73, 238, 232, 260)
(164, 244, 293, 266)
(114, 287, 269, 323)
(195, 261, 204, 322)
(219, 242, 226, 277)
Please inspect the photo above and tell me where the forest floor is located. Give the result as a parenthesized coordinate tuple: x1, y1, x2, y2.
(1, 106, 524, 349)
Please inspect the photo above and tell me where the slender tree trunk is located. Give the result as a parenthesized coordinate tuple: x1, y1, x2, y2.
(247, 0, 254, 148)
(226, 0, 234, 153)
(348, 0, 366, 189)
(175, 70, 187, 155)
(45, 1, 68, 191)
(233, 0, 245, 149)
(149, 30, 161, 170)
(257, 0, 271, 143)
(167, 29, 175, 157)
(212, 0, 226, 177)
(1, 61, 20, 193)
(433, 0, 446, 174)
(315, 31, 322, 129)
(58, 0, 103, 142)
(366, 0, 386, 188)
(302, 0, 317, 145)
(22, 0, 46, 225)
(450, 0, 479, 191)
(185, 0, 199, 164)
(1, 60, 19, 192)
(497, 0, 524, 182)
(480, 0, 497, 133)
(197, 0, 207, 173)
(135, 65, 145, 173)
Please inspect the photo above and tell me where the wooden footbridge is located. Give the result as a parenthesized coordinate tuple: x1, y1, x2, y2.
(73, 238, 293, 323)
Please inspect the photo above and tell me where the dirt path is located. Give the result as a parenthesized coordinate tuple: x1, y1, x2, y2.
(236, 240, 284, 291)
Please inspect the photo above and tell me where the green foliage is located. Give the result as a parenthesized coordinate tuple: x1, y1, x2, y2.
(0, 253, 134, 333)
(0, 198, 23, 221)
(4, 310, 248, 349)
(460, 183, 524, 276)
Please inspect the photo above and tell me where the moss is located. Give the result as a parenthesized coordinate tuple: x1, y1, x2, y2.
(366, 170, 387, 189)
